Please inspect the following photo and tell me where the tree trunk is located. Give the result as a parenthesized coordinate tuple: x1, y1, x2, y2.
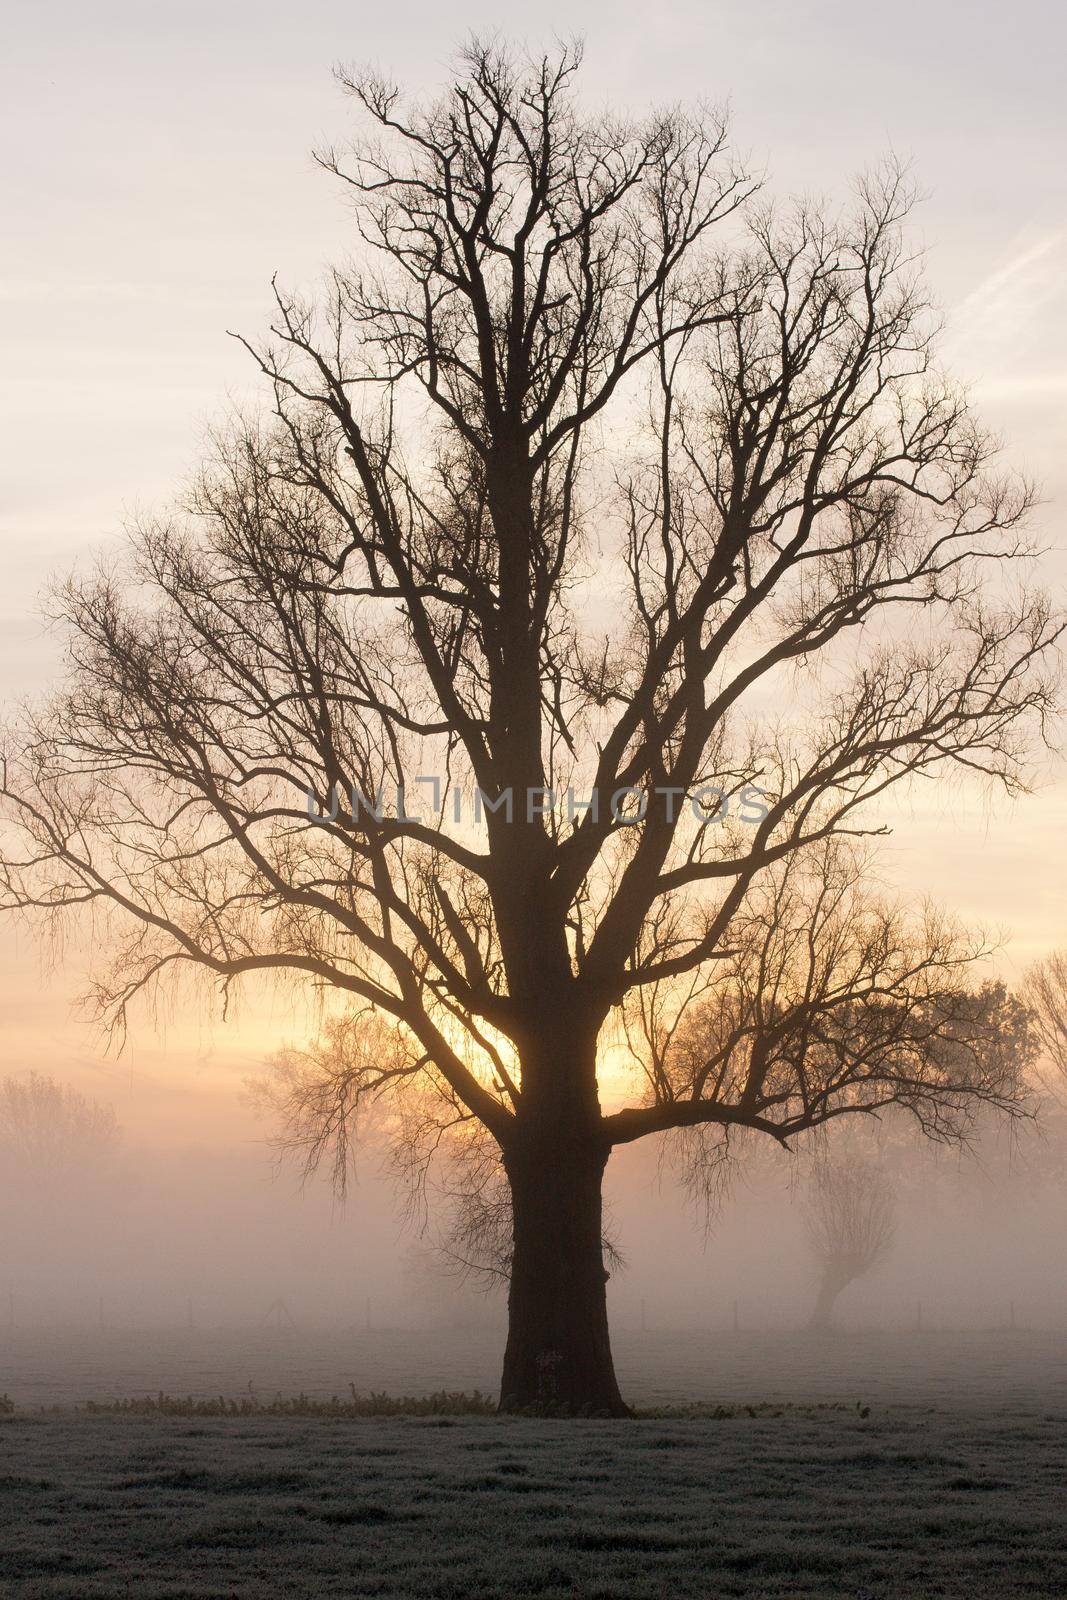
(499, 1136, 628, 1415)
(809, 1262, 852, 1332)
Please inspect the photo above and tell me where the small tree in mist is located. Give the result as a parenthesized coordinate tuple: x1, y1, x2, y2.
(803, 1157, 896, 1331)
(1023, 952, 1067, 1083)
(0, 1073, 119, 1177)
(1, 42, 1058, 1412)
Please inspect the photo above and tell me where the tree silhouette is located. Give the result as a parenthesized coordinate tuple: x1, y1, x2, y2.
(1023, 951, 1067, 1080)
(803, 1156, 896, 1331)
(1, 42, 1058, 1411)
(0, 1073, 119, 1176)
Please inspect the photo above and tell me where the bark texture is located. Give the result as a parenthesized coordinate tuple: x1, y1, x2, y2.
(500, 1137, 627, 1414)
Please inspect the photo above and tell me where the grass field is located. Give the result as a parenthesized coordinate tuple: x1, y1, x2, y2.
(3, 1405, 1067, 1598)
(3, 1325, 1067, 1412)
(2, 1330, 1067, 1597)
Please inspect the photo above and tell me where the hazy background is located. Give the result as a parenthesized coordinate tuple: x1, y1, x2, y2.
(3, 1103, 1067, 1346)
(1, 2, 1065, 1353)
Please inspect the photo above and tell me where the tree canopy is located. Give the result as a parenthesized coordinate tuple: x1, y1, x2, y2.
(0, 40, 1057, 1410)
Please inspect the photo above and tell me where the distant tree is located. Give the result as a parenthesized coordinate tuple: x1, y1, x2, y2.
(631, 842, 1039, 1213)
(0, 1072, 119, 1176)
(1, 42, 1058, 1412)
(1023, 951, 1067, 1081)
(803, 1156, 896, 1331)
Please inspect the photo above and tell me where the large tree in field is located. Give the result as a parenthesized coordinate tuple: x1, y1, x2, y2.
(0, 43, 1058, 1413)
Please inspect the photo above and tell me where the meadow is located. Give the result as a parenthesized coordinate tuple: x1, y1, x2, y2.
(3, 1324, 1067, 1412)
(3, 1406, 1066, 1598)
(2, 1329, 1066, 1597)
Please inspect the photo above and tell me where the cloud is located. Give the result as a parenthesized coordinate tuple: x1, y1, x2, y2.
(949, 230, 1067, 362)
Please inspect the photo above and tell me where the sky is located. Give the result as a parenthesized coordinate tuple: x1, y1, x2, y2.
(1, 0, 1065, 1159)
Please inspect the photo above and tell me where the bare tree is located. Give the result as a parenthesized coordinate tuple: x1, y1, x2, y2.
(803, 1156, 896, 1330)
(0, 1072, 119, 1176)
(1023, 951, 1067, 1081)
(0, 42, 1058, 1412)
(635, 843, 1039, 1214)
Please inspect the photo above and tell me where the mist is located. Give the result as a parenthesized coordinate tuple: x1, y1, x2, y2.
(5, 1075, 1066, 1354)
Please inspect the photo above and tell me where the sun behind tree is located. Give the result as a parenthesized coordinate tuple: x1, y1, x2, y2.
(0, 40, 1058, 1412)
